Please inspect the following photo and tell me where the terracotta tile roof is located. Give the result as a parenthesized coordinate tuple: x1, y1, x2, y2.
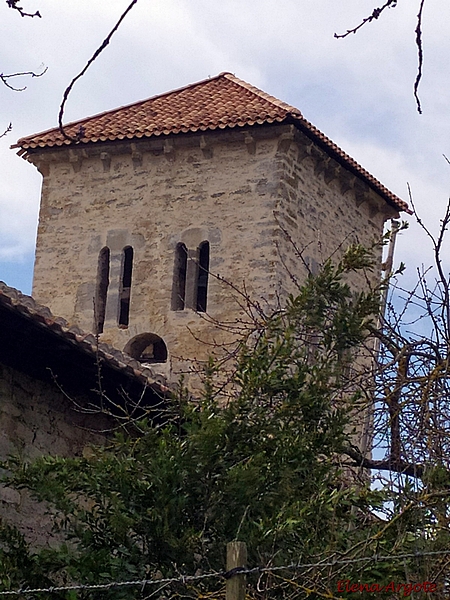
(0, 281, 169, 402)
(14, 72, 408, 213)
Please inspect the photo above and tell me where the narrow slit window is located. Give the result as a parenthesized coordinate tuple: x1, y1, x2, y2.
(196, 241, 209, 312)
(118, 246, 133, 327)
(95, 247, 110, 334)
(171, 243, 188, 311)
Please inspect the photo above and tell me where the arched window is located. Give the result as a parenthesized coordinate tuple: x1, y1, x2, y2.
(124, 333, 168, 364)
(196, 241, 209, 312)
(118, 246, 133, 327)
(95, 247, 110, 334)
(171, 242, 188, 311)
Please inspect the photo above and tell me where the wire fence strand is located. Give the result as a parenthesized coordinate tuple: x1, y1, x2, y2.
(1, 549, 450, 596)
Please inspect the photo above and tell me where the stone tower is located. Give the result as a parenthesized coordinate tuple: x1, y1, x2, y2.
(14, 73, 408, 384)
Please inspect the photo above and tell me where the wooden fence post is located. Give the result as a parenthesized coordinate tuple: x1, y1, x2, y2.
(226, 541, 247, 600)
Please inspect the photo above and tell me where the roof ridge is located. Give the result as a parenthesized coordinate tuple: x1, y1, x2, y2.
(222, 73, 302, 117)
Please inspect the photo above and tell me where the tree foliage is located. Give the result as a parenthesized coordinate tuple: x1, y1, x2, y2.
(0, 245, 376, 598)
(3, 241, 450, 598)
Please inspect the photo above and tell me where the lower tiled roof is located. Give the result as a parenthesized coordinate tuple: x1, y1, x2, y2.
(0, 282, 168, 404)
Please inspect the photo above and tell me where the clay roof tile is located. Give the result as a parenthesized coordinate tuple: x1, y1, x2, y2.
(0, 281, 167, 395)
(14, 72, 408, 213)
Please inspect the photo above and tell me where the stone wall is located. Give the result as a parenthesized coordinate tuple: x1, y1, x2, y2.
(29, 124, 397, 386)
(274, 128, 394, 299)
(0, 363, 108, 547)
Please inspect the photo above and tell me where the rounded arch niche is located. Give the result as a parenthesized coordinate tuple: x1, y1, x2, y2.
(124, 333, 168, 364)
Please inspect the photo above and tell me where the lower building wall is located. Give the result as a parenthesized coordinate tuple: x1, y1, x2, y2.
(0, 363, 108, 547)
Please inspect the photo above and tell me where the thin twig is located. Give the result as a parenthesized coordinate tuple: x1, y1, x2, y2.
(0, 67, 47, 91)
(0, 123, 12, 139)
(6, 0, 41, 18)
(58, 0, 140, 143)
(334, 0, 398, 39)
(335, 0, 428, 114)
(414, 0, 426, 114)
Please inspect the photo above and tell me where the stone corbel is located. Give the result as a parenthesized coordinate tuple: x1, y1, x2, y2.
(164, 139, 175, 160)
(69, 149, 82, 173)
(382, 204, 401, 220)
(277, 125, 295, 153)
(130, 143, 143, 168)
(310, 144, 323, 162)
(339, 172, 356, 196)
(200, 136, 213, 159)
(26, 155, 50, 177)
(314, 155, 328, 178)
(37, 161, 50, 177)
(323, 159, 340, 185)
(368, 201, 381, 218)
(354, 181, 370, 207)
(308, 145, 330, 177)
(297, 141, 313, 162)
(244, 133, 256, 155)
(366, 195, 385, 218)
(100, 152, 111, 172)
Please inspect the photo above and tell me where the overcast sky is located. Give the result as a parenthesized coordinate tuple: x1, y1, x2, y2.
(1, 0, 450, 294)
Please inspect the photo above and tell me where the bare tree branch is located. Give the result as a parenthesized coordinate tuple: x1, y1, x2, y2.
(334, 0, 398, 39)
(1, 4, 46, 112)
(0, 122, 12, 139)
(58, 0, 140, 143)
(6, 0, 40, 18)
(414, 0, 426, 113)
(0, 67, 47, 91)
(344, 445, 424, 478)
(335, 0, 428, 113)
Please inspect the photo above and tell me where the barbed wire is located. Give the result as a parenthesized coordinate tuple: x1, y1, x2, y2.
(1, 549, 449, 596)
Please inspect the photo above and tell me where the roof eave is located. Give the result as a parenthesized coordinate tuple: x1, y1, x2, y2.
(286, 115, 410, 215)
(14, 110, 409, 215)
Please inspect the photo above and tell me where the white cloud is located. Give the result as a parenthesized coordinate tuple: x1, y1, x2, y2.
(1, 0, 450, 288)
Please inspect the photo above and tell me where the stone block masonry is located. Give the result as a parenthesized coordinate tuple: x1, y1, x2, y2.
(0, 363, 109, 547)
(29, 124, 397, 388)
